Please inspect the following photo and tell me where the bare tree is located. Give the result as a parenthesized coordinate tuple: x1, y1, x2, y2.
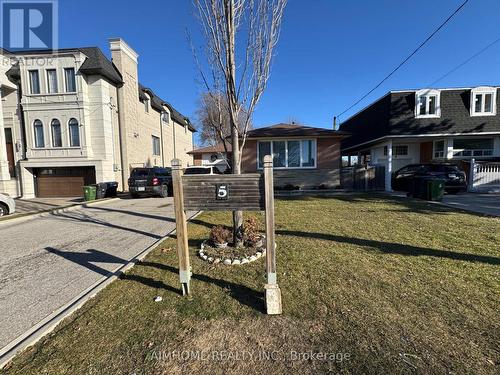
(192, 0, 287, 246)
(196, 92, 251, 150)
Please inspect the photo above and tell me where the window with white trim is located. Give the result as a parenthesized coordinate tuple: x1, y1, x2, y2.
(162, 111, 170, 123)
(69, 118, 80, 147)
(471, 87, 496, 116)
(33, 119, 44, 148)
(383, 145, 408, 156)
(257, 139, 316, 169)
(46, 69, 58, 93)
(393, 145, 408, 156)
(51, 119, 62, 147)
(64, 68, 76, 92)
(452, 138, 493, 157)
(433, 140, 445, 158)
(29, 70, 40, 94)
(152, 135, 160, 155)
(415, 89, 440, 118)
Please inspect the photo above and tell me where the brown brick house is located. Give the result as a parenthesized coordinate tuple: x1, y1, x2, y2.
(189, 123, 348, 189)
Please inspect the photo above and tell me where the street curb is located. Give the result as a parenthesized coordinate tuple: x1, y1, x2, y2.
(0, 197, 121, 227)
(0, 210, 201, 369)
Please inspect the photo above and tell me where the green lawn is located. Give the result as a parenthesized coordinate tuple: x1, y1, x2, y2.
(4, 194, 499, 374)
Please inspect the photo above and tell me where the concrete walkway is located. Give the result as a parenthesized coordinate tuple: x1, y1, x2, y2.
(0, 197, 196, 353)
(441, 193, 500, 217)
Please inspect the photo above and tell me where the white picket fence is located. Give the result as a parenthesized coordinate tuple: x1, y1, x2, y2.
(469, 159, 500, 192)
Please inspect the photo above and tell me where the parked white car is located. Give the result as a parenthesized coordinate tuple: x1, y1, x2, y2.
(184, 166, 224, 175)
(0, 193, 15, 216)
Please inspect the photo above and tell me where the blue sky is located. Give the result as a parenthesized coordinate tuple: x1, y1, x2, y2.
(57, 0, 499, 142)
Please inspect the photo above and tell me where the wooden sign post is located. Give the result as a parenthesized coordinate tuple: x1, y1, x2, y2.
(263, 155, 282, 314)
(171, 156, 282, 314)
(171, 159, 191, 296)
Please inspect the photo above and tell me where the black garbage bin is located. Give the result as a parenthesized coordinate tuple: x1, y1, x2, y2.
(104, 181, 118, 197)
(95, 183, 107, 199)
(408, 176, 428, 199)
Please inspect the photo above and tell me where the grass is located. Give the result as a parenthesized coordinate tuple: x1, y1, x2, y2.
(3, 194, 499, 374)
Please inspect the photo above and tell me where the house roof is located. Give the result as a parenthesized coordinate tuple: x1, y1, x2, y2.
(339, 87, 500, 150)
(188, 143, 232, 155)
(246, 123, 349, 138)
(78, 47, 123, 85)
(138, 84, 196, 132)
(189, 124, 347, 153)
(6, 47, 124, 85)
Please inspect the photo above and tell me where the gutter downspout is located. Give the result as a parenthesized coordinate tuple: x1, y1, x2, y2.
(15, 80, 26, 198)
(160, 111, 165, 167)
(116, 88, 127, 191)
(173, 120, 177, 159)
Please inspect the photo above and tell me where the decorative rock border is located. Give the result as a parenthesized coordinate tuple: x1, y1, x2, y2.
(199, 239, 266, 266)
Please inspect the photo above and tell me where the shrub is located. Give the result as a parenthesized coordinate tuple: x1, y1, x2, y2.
(209, 225, 231, 245)
(243, 217, 261, 246)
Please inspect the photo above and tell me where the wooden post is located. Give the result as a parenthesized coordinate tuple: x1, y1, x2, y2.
(171, 159, 191, 295)
(263, 155, 282, 314)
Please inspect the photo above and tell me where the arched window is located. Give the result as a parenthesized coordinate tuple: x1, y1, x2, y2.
(34, 119, 44, 148)
(51, 119, 62, 147)
(69, 118, 80, 147)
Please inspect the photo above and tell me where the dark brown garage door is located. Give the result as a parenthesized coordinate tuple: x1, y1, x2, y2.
(35, 167, 96, 198)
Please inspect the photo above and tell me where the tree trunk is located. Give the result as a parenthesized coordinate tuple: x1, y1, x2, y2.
(225, 0, 244, 247)
(231, 123, 243, 247)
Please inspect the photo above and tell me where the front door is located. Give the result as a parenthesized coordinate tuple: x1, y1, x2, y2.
(5, 128, 15, 177)
(420, 142, 433, 163)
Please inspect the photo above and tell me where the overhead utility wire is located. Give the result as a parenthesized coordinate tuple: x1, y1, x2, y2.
(336, 0, 469, 120)
(428, 36, 500, 87)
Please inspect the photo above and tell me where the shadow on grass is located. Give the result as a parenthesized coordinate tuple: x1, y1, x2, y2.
(138, 261, 265, 313)
(277, 193, 474, 216)
(276, 230, 500, 265)
(120, 273, 182, 295)
(44, 246, 264, 312)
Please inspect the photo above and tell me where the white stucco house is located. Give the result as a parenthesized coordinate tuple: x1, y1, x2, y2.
(0, 39, 195, 198)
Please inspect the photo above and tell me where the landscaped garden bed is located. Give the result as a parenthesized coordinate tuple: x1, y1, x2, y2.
(198, 217, 266, 265)
(3, 194, 499, 375)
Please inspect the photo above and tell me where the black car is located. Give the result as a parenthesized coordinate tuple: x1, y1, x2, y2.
(392, 163, 467, 194)
(128, 167, 172, 198)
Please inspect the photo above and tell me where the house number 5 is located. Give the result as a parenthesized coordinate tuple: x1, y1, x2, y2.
(216, 184, 229, 200)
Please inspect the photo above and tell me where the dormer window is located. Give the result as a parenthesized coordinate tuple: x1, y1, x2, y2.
(162, 111, 170, 123)
(144, 98, 150, 113)
(415, 89, 440, 118)
(471, 87, 496, 116)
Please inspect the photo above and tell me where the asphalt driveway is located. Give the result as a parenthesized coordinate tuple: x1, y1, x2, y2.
(442, 193, 500, 217)
(0, 197, 196, 353)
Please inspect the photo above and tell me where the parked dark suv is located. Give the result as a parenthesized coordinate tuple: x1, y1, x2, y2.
(128, 167, 172, 198)
(392, 163, 467, 194)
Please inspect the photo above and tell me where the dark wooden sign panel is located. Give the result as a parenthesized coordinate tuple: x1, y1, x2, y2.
(182, 174, 264, 211)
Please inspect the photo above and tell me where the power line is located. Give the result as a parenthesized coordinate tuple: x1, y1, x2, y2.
(336, 0, 469, 119)
(428, 36, 500, 87)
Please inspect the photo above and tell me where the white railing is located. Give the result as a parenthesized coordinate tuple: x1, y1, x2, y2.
(469, 159, 500, 191)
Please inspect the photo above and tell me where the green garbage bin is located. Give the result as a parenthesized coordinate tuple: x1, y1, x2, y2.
(426, 179, 445, 201)
(83, 185, 97, 201)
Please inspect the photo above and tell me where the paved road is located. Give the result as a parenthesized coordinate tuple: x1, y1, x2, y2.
(442, 193, 500, 217)
(0, 197, 194, 350)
